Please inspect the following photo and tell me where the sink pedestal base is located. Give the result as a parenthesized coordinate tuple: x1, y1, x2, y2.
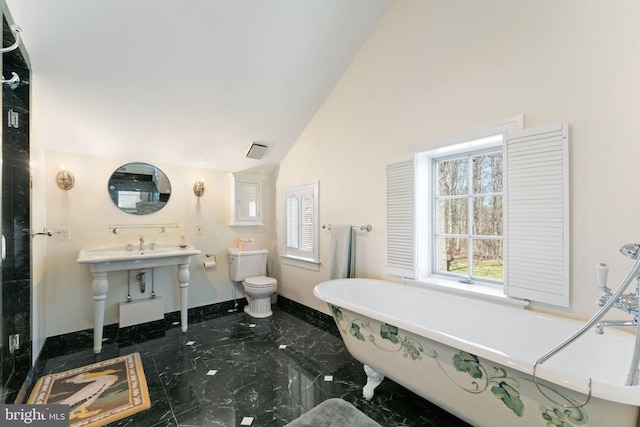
(92, 272, 109, 353)
(91, 263, 191, 353)
(178, 264, 190, 332)
(77, 244, 201, 353)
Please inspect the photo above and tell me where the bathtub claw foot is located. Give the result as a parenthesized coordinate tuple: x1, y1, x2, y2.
(363, 365, 384, 400)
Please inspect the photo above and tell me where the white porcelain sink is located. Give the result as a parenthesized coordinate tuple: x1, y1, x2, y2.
(77, 242, 201, 268)
(77, 242, 202, 353)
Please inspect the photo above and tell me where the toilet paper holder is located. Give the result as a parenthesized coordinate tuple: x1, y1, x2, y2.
(203, 253, 217, 270)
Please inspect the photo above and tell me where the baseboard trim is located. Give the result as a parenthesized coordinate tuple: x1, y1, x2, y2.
(277, 296, 339, 337)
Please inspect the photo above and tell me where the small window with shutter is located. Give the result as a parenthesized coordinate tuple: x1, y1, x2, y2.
(386, 120, 570, 307)
(283, 182, 320, 270)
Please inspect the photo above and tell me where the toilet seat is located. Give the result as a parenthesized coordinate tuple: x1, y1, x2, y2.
(244, 276, 277, 287)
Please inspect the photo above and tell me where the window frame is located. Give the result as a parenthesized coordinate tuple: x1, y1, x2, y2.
(281, 181, 320, 271)
(432, 145, 504, 285)
(417, 135, 505, 290)
(386, 116, 527, 305)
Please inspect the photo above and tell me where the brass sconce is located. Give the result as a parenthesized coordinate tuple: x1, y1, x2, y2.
(56, 166, 75, 190)
(193, 178, 205, 197)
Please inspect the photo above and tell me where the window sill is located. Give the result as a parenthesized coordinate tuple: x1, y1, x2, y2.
(404, 277, 530, 308)
(281, 255, 320, 272)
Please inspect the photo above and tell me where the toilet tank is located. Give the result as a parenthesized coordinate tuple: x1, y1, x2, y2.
(228, 248, 268, 281)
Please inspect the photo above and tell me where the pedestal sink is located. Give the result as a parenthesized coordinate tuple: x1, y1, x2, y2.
(77, 243, 202, 353)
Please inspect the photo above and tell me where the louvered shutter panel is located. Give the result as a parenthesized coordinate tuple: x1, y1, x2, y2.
(386, 159, 417, 278)
(285, 187, 315, 257)
(300, 191, 314, 253)
(285, 195, 299, 250)
(504, 122, 569, 306)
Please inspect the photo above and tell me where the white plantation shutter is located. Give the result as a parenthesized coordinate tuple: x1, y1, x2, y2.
(284, 183, 318, 261)
(300, 192, 314, 252)
(285, 196, 299, 249)
(504, 122, 570, 306)
(386, 159, 417, 278)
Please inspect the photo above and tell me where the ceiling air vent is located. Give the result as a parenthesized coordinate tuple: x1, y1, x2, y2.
(246, 142, 269, 159)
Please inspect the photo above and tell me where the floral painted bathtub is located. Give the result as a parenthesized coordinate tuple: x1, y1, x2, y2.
(313, 278, 640, 427)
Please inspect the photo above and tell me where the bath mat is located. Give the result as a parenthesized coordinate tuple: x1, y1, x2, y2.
(286, 398, 381, 427)
(27, 352, 150, 427)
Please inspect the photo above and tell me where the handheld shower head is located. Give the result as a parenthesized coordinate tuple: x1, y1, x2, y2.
(620, 243, 640, 259)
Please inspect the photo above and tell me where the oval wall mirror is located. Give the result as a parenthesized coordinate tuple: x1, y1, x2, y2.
(107, 162, 171, 215)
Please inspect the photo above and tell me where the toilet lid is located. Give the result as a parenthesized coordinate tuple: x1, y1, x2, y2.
(244, 276, 277, 286)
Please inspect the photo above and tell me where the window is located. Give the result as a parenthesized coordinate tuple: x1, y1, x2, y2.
(387, 119, 570, 307)
(283, 182, 320, 270)
(433, 147, 504, 284)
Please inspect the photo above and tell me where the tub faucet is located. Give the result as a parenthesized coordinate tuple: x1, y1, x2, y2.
(595, 319, 637, 334)
(597, 287, 639, 315)
(534, 242, 640, 405)
(594, 248, 640, 334)
(139, 236, 145, 251)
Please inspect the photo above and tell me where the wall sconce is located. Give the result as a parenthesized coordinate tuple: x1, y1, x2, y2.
(193, 178, 205, 197)
(56, 165, 75, 190)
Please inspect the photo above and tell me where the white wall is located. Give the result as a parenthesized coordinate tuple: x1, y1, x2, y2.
(40, 149, 276, 337)
(30, 0, 640, 349)
(275, 0, 640, 320)
(31, 136, 47, 359)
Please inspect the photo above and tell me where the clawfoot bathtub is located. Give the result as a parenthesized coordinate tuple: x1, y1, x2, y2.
(313, 278, 640, 427)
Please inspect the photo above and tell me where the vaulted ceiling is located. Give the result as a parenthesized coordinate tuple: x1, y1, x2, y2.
(4, 0, 391, 173)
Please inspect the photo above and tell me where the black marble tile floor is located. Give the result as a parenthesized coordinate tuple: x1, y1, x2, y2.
(30, 307, 470, 427)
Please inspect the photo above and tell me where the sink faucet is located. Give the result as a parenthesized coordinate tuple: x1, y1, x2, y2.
(139, 236, 145, 251)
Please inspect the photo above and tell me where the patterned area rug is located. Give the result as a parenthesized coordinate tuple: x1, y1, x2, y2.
(27, 352, 150, 427)
(286, 398, 381, 427)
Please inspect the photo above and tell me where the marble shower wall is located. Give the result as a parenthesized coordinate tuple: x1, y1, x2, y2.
(1, 14, 31, 394)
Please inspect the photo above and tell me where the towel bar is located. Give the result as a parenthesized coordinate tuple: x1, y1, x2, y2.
(322, 224, 373, 232)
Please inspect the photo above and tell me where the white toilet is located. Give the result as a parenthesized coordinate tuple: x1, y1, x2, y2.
(228, 248, 278, 318)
